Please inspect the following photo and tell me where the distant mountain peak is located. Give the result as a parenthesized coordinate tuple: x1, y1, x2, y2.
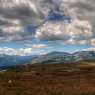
(47, 51, 69, 55)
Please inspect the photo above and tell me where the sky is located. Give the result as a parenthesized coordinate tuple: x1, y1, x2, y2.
(0, 0, 95, 56)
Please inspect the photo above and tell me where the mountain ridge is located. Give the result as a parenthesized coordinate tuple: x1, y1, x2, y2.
(0, 50, 95, 68)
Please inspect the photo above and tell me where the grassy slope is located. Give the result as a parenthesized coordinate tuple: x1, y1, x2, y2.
(0, 61, 95, 95)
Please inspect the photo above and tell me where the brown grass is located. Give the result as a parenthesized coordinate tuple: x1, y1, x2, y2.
(0, 62, 95, 95)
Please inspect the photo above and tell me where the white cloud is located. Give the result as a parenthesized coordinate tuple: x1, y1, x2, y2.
(36, 19, 93, 43)
(83, 47, 95, 51)
(32, 44, 47, 49)
(35, 0, 95, 46)
(90, 39, 95, 46)
(0, 47, 32, 56)
(0, 0, 95, 47)
(0, 43, 47, 56)
(0, 0, 54, 42)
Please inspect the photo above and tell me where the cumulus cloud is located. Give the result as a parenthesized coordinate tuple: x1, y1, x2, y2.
(83, 47, 95, 51)
(32, 44, 47, 49)
(0, 0, 55, 42)
(90, 39, 95, 46)
(35, 0, 95, 46)
(60, 0, 95, 45)
(0, 43, 47, 56)
(35, 19, 92, 43)
(0, 47, 33, 56)
(0, 0, 95, 47)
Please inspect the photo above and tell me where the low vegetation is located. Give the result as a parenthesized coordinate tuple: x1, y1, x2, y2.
(0, 61, 95, 95)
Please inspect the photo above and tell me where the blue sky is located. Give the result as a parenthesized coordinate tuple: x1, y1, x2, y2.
(0, 0, 95, 55)
(0, 39, 92, 55)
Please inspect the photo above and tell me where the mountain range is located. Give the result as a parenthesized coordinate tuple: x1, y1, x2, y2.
(0, 54, 37, 68)
(0, 50, 95, 68)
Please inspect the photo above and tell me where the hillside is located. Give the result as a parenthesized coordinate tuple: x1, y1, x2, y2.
(0, 61, 95, 95)
(31, 51, 95, 64)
